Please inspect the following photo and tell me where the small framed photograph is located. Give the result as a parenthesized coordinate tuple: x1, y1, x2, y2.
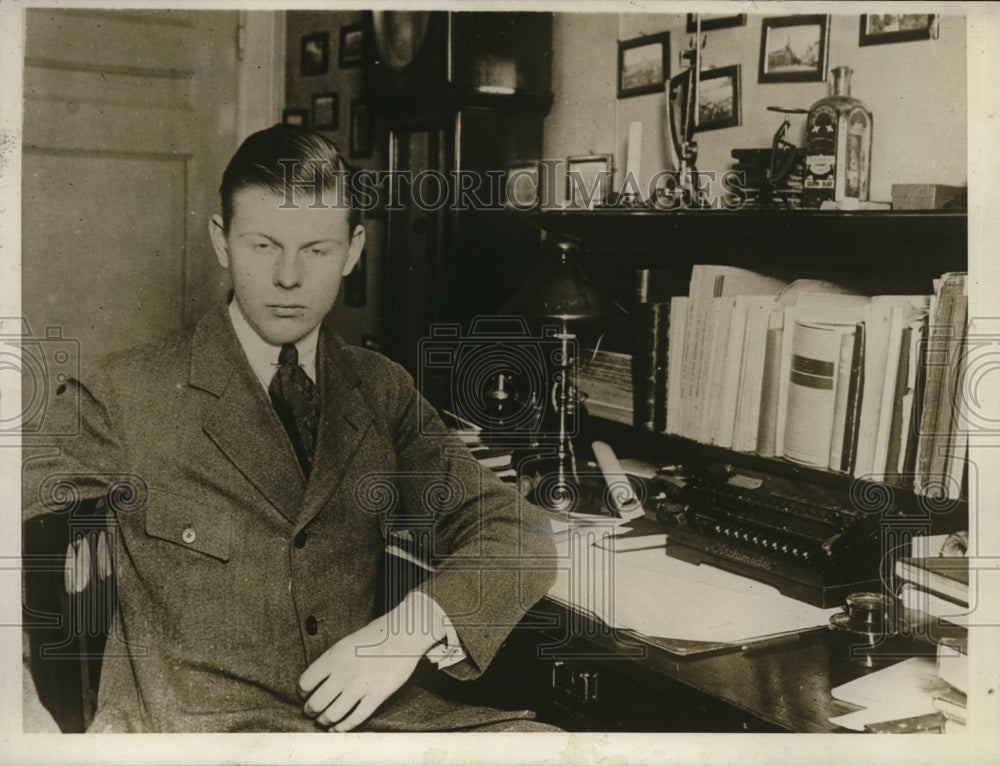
(696, 65, 741, 132)
(281, 108, 308, 127)
(311, 92, 339, 131)
(565, 154, 613, 210)
(349, 99, 372, 158)
(686, 14, 746, 33)
(505, 161, 541, 211)
(339, 23, 365, 68)
(300, 31, 330, 77)
(617, 33, 670, 99)
(859, 14, 939, 46)
(758, 15, 830, 83)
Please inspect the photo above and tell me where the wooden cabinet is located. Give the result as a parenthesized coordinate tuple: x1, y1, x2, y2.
(365, 11, 553, 377)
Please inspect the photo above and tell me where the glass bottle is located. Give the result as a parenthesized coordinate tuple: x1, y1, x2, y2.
(803, 66, 873, 208)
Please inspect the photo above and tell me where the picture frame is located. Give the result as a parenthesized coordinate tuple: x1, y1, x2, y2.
(300, 31, 330, 77)
(281, 108, 308, 127)
(686, 14, 746, 33)
(339, 23, 365, 68)
(617, 33, 670, 99)
(349, 98, 373, 158)
(859, 14, 939, 46)
(565, 154, 613, 210)
(505, 161, 541, 211)
(311, 92, 339, 131)
(695, 65, 741, 132)
(758, 15, 830, 84)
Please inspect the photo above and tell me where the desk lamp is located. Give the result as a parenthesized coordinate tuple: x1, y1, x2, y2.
(503, 234, 613, 511)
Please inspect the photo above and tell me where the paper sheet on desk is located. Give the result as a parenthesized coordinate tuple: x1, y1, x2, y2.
(548, 534, 838, 644)
(828, 657, 947, 731)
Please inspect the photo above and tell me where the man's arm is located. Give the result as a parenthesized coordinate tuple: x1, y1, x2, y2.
(297, 359, 556, 730)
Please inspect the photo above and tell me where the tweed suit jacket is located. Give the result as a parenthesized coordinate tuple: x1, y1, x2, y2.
(22, 305, 557, 732)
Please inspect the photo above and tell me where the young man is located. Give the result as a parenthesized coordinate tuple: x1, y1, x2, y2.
(23, 125, 557, 732)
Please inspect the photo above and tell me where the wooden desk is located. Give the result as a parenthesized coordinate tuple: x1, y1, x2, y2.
(456, 595, 936, 733)
(509, 599, 870, 732)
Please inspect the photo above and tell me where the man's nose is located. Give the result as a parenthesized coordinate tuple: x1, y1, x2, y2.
(273, 250, 303, 288)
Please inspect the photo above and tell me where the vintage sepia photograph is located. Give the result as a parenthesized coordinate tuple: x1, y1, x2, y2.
(617, 32, 670, 98)
(758, 14, 830, 83)
(695, 65, 741, 131)
(3, 3, 998, 766)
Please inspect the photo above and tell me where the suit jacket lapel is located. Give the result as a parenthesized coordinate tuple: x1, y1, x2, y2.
(298, 327, 374, 528)
(192, 306, 305, 523)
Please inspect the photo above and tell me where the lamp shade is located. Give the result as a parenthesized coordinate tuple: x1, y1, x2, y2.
(503, 235, 613, 320)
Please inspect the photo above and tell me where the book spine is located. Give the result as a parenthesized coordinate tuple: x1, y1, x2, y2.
(783, 321, 843, 467)
(915, 274, 965, 494)
(631, 302, 670, 431)
(901, 316, 930, 477)
(884, 325, 913, 482)
(930, 292, 968, 498)
(828, 329, 855, 471)
(756, 322, 784, 457)
(665, 296, 688, 435)
(632, 302, 660, 430)
(840, 324, 866, 473)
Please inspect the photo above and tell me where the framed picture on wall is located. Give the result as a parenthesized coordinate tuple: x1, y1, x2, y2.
(339, 23, 365, 67)
(695, 65, 741, 132)
(686, 14, 746, 33)
(301, 31, 330, 77)
(281, 108, 308, 127)
(565, 154, 613, 209)
(349, 98, 373, 157)
(311, 92, 339, 131)
(758, 15, 830, 83)
(617, 33, 670, 98)
(859, 15, 939, 46)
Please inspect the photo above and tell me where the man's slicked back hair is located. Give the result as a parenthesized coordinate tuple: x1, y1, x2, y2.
(219, 123, 360, 232)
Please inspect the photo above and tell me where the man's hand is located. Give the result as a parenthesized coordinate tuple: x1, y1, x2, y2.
(297, 594, 442, 732)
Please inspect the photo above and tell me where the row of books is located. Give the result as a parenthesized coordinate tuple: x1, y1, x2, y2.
(894, 553, 969, 732)
(628, 265, 969, 497)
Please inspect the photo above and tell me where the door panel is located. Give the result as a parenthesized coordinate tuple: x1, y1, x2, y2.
(22, 9, 239, 368)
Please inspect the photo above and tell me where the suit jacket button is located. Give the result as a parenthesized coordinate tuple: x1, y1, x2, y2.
(294, 531, 308, 549)
(181, 527, 197, 544)
(305, 616, 318, 635)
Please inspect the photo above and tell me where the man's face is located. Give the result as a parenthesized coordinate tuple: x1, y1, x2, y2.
(210, 186, 364, 345)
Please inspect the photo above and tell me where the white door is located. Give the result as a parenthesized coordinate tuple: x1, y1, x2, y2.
(22, 8, 241, 366)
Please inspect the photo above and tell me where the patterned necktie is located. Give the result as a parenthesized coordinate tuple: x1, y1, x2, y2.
(268, 343, 319, 478)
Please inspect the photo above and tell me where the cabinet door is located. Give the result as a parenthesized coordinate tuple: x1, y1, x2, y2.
(383, 126, 449, 376)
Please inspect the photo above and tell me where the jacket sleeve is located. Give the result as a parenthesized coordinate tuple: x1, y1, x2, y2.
(22, 372, 130, 524)
(381, 361, 558, 681)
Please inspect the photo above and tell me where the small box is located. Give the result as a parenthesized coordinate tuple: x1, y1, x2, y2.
(891, 184, 966, 210)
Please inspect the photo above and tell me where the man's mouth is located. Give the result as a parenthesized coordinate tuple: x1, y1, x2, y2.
(267, 305, 307, 317)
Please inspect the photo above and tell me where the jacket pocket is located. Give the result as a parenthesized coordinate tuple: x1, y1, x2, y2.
(144, 489, 233, 562)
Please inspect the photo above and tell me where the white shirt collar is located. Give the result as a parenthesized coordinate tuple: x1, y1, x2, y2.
(228, 300, 320, 390)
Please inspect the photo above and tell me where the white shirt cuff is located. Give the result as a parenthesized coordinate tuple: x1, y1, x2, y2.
(406, 589, 467, 669)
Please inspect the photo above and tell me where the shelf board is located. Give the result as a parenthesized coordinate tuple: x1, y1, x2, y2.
(533, 209, 967, 277)
(583, 415, 967, 526)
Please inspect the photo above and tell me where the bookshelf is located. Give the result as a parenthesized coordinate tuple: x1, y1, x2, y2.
(537, 209, 969, 532)
(535, 210, 966, 294)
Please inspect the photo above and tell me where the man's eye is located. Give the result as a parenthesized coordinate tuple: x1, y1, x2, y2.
(308, 247, 330, 257)
(253, 241, 275, 251)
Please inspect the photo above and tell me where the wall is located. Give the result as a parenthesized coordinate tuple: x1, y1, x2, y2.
(285, 11, 383, 347)
(545, 12, 967, 205)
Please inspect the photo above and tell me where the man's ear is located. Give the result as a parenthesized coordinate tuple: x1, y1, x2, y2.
(209, 215, 230, 269)
(342, 224, 365, 276)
